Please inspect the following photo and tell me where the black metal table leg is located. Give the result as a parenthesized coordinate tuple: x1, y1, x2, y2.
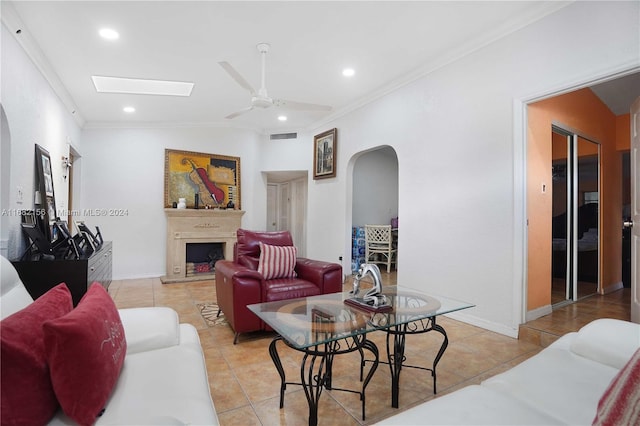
(269, 335, 379, 426)
(382, 316, 449, 408)
(300, 349, 327, 426)
(430, 318, 449, 394)
(269, 337, 287, 409)
(387, 324, 407, 408)
(360, 338, 379, 420)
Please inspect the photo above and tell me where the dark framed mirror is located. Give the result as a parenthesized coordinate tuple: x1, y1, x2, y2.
(34, 144, 56, 241)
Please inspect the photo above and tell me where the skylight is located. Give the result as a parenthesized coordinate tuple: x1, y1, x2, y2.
(91, 76, 194, 97)
(342, 68, 355, 77)
(99, 28, 119, 40)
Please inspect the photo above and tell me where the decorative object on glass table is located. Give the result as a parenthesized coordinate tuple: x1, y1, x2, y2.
(345, 263, 392, 312)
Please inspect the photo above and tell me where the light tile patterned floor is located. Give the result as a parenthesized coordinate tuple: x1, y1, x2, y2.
(108, 273, 630, 425)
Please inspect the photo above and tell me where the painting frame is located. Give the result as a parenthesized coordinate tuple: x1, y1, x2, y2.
(164, 149, 241, 209)
(313, 128, 337, 180)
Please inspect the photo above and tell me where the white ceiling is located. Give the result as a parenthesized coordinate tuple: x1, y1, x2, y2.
(4, 1, 635, 134)
(590, 72, 640, 116)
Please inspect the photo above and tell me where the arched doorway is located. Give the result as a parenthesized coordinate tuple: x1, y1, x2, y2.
(349, 146, 399, 275)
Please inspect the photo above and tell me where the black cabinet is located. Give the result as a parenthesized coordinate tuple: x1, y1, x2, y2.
(12, 241, 112, 306)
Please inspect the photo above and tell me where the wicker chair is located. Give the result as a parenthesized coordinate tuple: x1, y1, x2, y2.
(364, 224, 397, 273)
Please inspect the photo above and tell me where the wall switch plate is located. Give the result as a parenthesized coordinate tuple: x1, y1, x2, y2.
(16, 186, 24, 204)
(541, 183, 546, 194)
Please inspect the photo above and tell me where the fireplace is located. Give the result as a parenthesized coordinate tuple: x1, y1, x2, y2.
(185, 242, 224, 277)
(162, 209, 244, 283)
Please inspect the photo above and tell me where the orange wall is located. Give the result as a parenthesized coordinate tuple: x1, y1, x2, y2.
(527, 88, 621, 311)
(616, 114, 631, 151)
(617, 114, 631, 206)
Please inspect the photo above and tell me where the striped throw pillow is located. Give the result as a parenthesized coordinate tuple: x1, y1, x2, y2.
(592, 347, 640, 426)
(257, 242, 297, 279)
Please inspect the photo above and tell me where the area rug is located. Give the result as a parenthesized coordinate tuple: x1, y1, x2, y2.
(197, 302, 229, 327)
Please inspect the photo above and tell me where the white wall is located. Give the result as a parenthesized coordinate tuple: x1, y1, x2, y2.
(260, 1, 640, 336)
(80, 126, 262, 279)
(352, 146, 398, 227)
(1, 24, 82, 260)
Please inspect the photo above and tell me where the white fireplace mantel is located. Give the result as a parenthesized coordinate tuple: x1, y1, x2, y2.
(162, 208, 244, 283)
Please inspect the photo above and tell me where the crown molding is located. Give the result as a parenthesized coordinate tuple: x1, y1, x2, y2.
(305, 1, 574, 134)
(2, 1, 85, 128)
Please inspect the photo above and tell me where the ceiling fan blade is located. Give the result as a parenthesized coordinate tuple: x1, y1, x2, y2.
(219, 61, 255, 94)
(274, 99, 332, 112)
(225, 106, 254, 119)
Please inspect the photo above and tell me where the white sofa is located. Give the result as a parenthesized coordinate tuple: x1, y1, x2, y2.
(0, 255, 218, 425)
(378, 317, 640, 425)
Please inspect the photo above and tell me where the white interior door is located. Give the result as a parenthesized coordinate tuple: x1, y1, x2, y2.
(266, 184, 277, 231)
(630, 97, 640, 323)
(278, 183, 290, 232)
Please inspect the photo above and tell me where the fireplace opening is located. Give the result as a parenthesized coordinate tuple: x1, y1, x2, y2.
(185, 243, 224, 277)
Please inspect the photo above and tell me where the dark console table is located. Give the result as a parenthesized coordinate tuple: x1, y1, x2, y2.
(12, 241, 112, 306)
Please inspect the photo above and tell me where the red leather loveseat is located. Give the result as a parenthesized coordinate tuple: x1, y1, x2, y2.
(214, 229, 343, 343)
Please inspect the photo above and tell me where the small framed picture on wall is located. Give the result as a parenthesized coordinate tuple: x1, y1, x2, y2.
(313, 128, 337, 180)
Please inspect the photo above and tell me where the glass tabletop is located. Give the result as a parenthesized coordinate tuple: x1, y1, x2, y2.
(247, 286, 474, 349)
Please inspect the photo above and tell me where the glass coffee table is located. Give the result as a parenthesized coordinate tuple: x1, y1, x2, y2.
(248, 286, 474, 426)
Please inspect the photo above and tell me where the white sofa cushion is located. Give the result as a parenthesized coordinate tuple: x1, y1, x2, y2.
(376, 385, 563, 425)
(48, 324, 218, 425)
(0, 255, 34, 319)
(97, 324, 217, 425)
(482, 345, 619, 425)
(118, 307, 180, 354)
(570, 318, 640, 370)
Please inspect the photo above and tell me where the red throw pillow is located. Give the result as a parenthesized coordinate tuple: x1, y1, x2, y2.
(43, 283, 127, 426)
(0, 283, 73, 426)
(593, 347, 640, 426)
(257, 242, 297, 279)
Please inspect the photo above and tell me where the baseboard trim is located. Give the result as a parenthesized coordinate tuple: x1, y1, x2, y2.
(602, 281, 624, 294)
(525, 304, 552, 322)
(112, 273, 163, 281)
(445, 311, 519, 339)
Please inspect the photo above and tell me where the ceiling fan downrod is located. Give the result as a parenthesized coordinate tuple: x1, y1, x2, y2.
(256, 43, 270, 99)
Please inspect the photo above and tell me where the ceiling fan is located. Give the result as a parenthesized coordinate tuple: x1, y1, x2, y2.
(219, 43, 332, 119)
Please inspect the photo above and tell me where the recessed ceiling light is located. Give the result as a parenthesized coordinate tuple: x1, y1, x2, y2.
(342, 68, 355, 77)
(277, 115, 287, 121)
(99, 28, 119, 40)
(123, 106, 136, 113)
(92, 76, 194, 97)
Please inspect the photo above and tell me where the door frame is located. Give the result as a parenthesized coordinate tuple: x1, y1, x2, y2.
(516, 66, 640, 325)
(630, 96, 639, 323)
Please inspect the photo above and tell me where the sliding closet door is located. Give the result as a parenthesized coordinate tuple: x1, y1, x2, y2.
(576, 137, 599, 299)
(551, 127, 600, 307)
(551, 130, 571, 305)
